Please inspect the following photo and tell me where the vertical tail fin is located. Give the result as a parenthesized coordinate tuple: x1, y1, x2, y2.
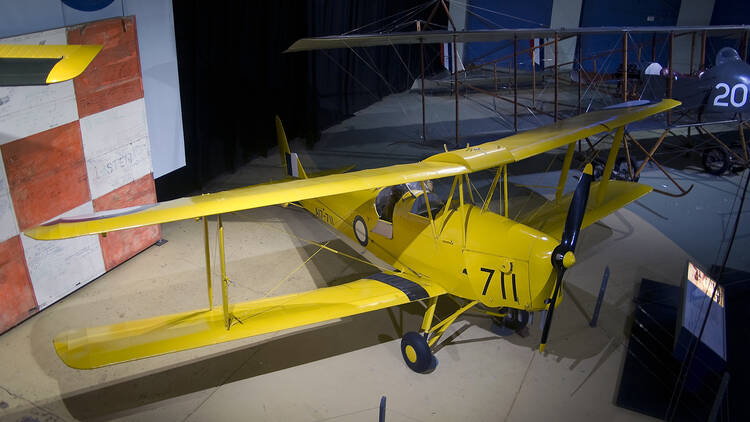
(275, 116, 307, 179)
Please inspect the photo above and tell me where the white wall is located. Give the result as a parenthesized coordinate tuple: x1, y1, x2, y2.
(0, 0, 185, 178)
(546, 0, 584, 70)
(674, 0, 716, 73)
(448, 0, 467, 69)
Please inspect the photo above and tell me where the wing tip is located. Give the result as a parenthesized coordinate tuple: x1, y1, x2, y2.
(23, 226, 50, 241)
(46, 44, 102, 84)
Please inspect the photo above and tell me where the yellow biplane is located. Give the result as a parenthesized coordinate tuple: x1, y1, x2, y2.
(26, 99, 679, 372)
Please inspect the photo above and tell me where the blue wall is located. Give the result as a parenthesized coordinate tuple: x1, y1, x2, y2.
(579, 0, 680, 73)
(463, 0, 553, 69)
(707, 0, 750, 66)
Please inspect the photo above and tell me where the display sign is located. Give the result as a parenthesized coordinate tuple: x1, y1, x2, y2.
(675, 261, 727, 362)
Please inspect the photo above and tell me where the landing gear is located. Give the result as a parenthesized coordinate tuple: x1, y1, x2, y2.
(400, 297, 479, 373)
(702, 147, 731, 175)
(400, 332, 432, 373)
(491, 308, 530, 335)
(591, 156, 639, 181)
(613, 156, 639, 181)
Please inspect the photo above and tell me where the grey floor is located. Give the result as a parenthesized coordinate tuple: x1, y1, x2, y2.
(0, 87, 746, 421)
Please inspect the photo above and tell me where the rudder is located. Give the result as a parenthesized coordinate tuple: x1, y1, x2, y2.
(275, 116, 307, 179)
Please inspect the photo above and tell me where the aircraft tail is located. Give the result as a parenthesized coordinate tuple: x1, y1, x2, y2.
(276, 116, 308, 179)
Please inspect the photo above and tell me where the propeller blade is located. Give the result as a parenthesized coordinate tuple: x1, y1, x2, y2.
(560, 164, 593, 250)
(539, 163, 593, 352)
(539, 267, 564, 352)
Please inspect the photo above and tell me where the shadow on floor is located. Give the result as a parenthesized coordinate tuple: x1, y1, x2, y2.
(40, 303, 427, 421)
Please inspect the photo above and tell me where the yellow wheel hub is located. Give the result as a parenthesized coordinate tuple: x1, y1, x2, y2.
(405, 345, 417, 363)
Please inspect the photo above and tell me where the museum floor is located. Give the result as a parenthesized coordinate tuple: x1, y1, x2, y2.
(0, 88, 746, 421)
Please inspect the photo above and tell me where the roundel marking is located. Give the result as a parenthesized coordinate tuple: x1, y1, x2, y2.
(62, 0, 116, 12)
(353, 216, 368, 246)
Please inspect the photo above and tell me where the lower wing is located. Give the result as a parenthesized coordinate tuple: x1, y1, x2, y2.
(518, 180, 652, 239)
(54, 271, 445, 369)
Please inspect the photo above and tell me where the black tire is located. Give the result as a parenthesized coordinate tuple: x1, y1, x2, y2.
(613, 156, 639, 181)
(401, 331, 432, 373)
(702, 147, 730, 175)
(491, 308, 530, 332)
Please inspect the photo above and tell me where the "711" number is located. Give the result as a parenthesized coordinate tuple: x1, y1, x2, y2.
(480, 267, 517, 302)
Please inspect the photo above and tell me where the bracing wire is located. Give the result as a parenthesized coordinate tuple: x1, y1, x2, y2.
(343, 1, 434, 35)
(581, 35, 625, 108)
(320, 49, 383, 104)
(380, 2, 437, 34)
(463, 5, 503, 30)
(346, 44, 410, 116)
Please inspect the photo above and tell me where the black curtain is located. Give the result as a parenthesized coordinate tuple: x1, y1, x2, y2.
(159, 0, 444, 200)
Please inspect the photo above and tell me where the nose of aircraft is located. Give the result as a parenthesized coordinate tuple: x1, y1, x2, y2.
(528, 233, 560, 309)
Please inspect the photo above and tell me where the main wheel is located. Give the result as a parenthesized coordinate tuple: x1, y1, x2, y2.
(401, 332, 432, 373)
(613, 156, 639, 181)
(702, 147, 730, 175)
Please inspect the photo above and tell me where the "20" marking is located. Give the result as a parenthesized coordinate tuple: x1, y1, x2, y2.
(713, 82, 748, 108)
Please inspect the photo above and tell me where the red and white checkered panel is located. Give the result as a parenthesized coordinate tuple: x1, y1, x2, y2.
(0, 17, 161, 333)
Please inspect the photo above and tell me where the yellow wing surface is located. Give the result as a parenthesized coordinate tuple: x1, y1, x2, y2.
(54, 271, 445, 369)
(25, 99, 679, 241)
(519, 180, 653, 239)
(0, 44, 102, 85)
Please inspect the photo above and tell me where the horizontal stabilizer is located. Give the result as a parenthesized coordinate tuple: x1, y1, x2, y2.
(54, 272, 445, 369)
(519, 180, 652, 240)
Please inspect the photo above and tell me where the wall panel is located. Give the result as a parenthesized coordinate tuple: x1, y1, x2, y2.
(0, 17, 160, 332)
(0, 236, 35, 332)
(1, 121, 90, 231)
(93, 174, 159, 271)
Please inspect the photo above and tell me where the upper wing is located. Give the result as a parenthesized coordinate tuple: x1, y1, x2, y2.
(26, 161, 467, 240)
(285, 26, 748, 52)
(423, 100, 679, 171)
(0, 44, 102, 85)
(25, 100, 679, 240)
(54, 270, 446, 369)
(519, 180, 652, 239)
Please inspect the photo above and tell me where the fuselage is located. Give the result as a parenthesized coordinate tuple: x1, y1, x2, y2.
(299, 187, 561, 312)
(640, 47, 750, 116)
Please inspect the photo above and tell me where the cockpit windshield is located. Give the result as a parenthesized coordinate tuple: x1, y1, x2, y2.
(410, 192, 443, 218)
(375, 180, 448, 222)
(375, 185, 408, 222)
(405, 180, 434, 196)
(716, 47, 741, 66)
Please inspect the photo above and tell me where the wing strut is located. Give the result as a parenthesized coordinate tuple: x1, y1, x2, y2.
(420, 181, 438, 239)
(482, 166, 502, 213)
(503, 164, 509, 217)
(555, 143, 576, 201)
(217, 215, 236, 330)
(481, 165, 509, 217)
(202, 214, 236, 329)
(596, 126, 624, 205)
(203, 217, 213, 310)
